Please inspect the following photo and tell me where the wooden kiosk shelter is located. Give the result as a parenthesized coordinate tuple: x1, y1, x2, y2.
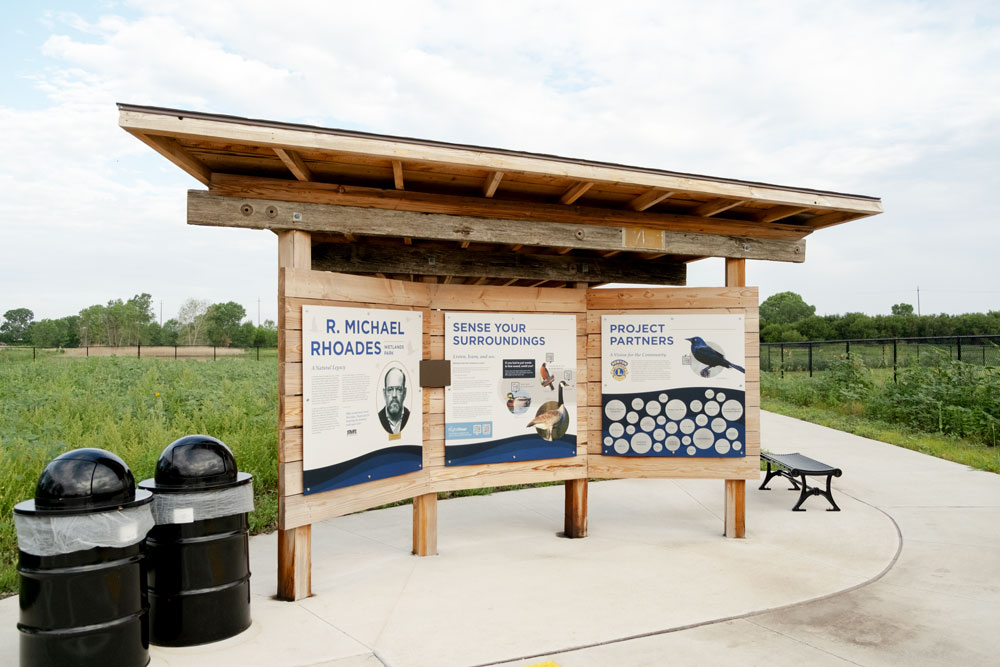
(119, 104, 882, 601)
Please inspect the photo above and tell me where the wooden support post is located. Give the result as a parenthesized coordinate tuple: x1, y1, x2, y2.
(564, 479, 588, 538)
(278, 525, 311, 600)
(564, 280, 589, 538)
(724, 258, 747, 539)
(277, 229, 312, 599)
(412, 493, 438, 556)
(725, 480, 745, 539)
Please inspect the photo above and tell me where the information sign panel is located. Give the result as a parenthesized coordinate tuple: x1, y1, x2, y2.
(601, 314, 746, 458)
(445, 313, 578, 466)
(302, 306, 423, 493)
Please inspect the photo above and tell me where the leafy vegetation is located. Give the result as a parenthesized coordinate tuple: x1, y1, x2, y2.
(0, 357, 279, 595)
(1, 297, 278, 349)
(762, 355, 1000, 471)
(758, 292, 1000, 343)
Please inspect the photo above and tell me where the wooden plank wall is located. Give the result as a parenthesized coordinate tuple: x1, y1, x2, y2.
(583, 287, 761, 481)
(278, 268, 589, 532)
(279, 272, 759, 531)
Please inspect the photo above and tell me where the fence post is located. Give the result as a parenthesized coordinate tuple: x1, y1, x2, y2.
(257, 346, 260, 361)
(893, 339, 898, 383)
(174, 345, 178, 360)
(33, 347, 36, 361)
(138, 343, 141, 359)
(780, 343, 785, 379)
(957, 336, 962, 362)
(846, 341, 850, 359)
(808, 343, 813, 377)
(213, 346, 217, 361)
(86, 346, 89, 357)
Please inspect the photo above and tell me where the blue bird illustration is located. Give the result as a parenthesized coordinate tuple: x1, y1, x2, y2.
(686, 336, 745, 377)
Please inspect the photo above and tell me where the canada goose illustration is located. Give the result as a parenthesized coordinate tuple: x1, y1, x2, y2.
(540, 363, 556, 390)
(526, 380, 570, 441)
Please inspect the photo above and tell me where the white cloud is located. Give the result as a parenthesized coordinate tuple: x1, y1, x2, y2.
(2, 0, 999, 321)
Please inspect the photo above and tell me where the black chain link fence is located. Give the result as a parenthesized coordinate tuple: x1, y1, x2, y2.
(762, 335, 1000, 379)
(0, 345, 278, 362)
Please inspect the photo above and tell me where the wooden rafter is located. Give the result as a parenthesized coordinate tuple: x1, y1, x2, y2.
(694, 198, 746, 217)
(627, 188, 673, 211)
(755, 205, 809, 223)
(391, 160, 404, 190)
(134, 133, 211, 185)
(601, 250, 622, 258)
(559, 181, 594, 205)
(483, 171, 504, 198)
(274, 148, 312, 182)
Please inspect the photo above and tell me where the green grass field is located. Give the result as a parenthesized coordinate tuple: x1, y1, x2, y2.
(0, 357, 279, 595)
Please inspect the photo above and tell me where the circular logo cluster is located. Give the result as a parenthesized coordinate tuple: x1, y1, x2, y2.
(603, 388, 744, 457)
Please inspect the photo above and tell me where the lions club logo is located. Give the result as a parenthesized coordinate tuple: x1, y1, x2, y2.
(610, 359, 629, 381)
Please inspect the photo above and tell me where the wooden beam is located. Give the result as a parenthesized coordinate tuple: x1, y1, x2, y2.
(133, 133, 211, 185)
(392, 160, 404, 190)
(311, 241, 686, 284)
(277, 525, 311, 600)
(189, 189, 808, 262)
(725, 256, 746, 540)
(274, 148, 312, 182)
(627, 188, 673, 211)
(694, 198, 746, 217)
(460, 241, 470, 249)
(277, 228, 312, 600)
(601, 250, 622, 258)
(564, 478, 588, 538)
(755, 205, 808, 223)
(559, 181, 594, 205)
(209, 173, 811, 241)
(412, 493, 438, 556)
(483, 170, 504, 198)
(555, 247, 573, 255)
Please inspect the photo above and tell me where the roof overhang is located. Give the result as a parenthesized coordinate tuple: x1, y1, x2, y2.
(119, 103, 882, 287)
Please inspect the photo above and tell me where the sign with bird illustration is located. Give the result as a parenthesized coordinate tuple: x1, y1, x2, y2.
(444, 312, 578, 466)
(601, 314, 746, 458)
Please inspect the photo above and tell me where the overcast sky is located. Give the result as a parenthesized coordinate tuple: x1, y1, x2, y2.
(2, 1, 998, 325)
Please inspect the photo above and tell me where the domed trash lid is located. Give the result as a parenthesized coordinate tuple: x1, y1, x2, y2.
(14, 448, 152, 517)
(141, 435, 251, 493)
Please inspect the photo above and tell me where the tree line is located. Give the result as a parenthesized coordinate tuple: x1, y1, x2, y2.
(760, 292, 1000, 343)
(0, 295, 278, 348)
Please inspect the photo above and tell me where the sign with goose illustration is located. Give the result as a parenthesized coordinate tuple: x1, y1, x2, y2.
(601, 314, 746, 458)
(445, 312, 578, 466)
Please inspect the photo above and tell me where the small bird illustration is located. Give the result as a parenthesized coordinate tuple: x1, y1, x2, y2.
(539, 362, 556, 390)
(686, 336, 745, 377)
(526, 381, 569, 440)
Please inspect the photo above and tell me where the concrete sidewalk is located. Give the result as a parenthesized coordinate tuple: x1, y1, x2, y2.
(2, 411, 998, 666)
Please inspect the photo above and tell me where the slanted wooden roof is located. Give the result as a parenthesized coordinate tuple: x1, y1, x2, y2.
(119, 103, 882, 287)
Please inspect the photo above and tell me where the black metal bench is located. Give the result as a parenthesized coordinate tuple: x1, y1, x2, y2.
(760, 452, 842, 511)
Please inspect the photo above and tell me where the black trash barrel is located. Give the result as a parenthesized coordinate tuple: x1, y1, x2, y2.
(139, 435, 253, 646)
(13, 448, 154, 667)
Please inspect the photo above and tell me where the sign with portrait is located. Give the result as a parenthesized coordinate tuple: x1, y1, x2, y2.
(444, 312, 578, 466)
(301, 305, 423, 493)
(601, 314, 746, 458)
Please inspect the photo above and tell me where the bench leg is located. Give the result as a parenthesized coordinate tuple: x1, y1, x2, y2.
(759, 461, 781, 490)
(791, 473, 811, 511)
(823, 474, 841, 512)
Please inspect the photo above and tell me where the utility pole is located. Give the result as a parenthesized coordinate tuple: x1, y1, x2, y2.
(917, 286, 921, 316)
(160, 300, 163, 326)
(257, 297, 261, 326)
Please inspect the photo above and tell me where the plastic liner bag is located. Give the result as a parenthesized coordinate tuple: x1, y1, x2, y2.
(15, 504, 155, 557)
(149, 482, 254, 525)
